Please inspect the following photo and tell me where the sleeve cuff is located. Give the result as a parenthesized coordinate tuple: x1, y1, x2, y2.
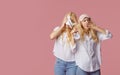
(99, 29, 112, 41)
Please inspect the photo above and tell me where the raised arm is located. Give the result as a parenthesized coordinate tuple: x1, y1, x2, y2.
(50, 26, 65, 40)
(91, 25, 106, 34)
(89, 23, 112, 40)
(50, 15, 67, 40)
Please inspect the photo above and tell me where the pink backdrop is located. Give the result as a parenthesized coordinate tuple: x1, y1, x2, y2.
(0, 0, 119, 75)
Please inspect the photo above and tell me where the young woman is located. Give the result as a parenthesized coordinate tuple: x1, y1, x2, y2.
(75, 14, 112, 75)
(50, 12, 78, 75)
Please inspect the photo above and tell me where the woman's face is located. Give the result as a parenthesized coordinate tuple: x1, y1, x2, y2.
(81, 17, 91, 30)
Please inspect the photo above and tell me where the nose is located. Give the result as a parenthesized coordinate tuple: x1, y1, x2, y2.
(86, 21, 89, 23)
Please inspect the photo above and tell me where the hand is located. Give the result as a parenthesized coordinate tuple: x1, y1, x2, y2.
(88, 23, 97, 29)
(61, 23, 66, 29)
(71, 27, 78, 34)
(60, 16, 67, 29)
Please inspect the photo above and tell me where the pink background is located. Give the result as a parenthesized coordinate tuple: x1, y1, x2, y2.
(0, 0, 119, 75)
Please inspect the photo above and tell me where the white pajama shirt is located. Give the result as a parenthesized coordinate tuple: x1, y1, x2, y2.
(53, 26, 76, 62)
(75, 30, 112, 72)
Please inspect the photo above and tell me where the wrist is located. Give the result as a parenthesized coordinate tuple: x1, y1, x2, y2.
(91, 25, 97, 30)
(60, 26, 65, 32)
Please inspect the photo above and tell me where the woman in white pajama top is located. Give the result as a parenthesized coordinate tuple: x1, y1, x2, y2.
(50, 12, 78, 75)
(75, 14, 112, 75)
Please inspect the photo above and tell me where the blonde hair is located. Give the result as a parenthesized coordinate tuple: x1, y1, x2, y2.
(77, 20, 99, 43)
(61, 12, 78, 43)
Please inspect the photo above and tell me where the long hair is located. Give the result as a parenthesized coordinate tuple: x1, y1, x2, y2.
(61, 12, 78, 43)
(77, 20, 99, 43)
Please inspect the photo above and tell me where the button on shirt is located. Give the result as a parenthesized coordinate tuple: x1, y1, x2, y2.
(53, 26, 76, 62)
(75, 30, 112, 72)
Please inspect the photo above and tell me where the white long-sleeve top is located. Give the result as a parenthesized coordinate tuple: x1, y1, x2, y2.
(75, 30, 112, 72)
(53, 26, 76, 61)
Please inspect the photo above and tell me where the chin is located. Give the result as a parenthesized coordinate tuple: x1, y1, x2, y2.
(84, 27, 89, 30)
